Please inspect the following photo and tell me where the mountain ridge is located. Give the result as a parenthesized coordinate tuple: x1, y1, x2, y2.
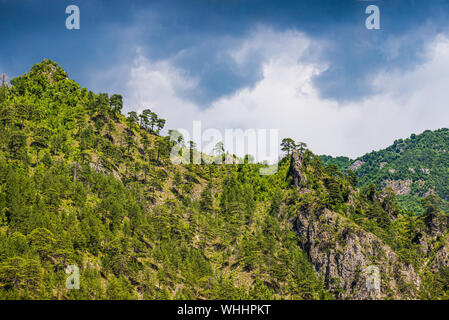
(321, 128, 449, 213)
(1, 60, 449, 300)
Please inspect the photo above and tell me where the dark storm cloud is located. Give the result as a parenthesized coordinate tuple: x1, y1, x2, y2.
(1, 0, 448, 105)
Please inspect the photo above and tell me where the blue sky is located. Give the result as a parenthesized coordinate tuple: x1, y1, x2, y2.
(2, 0, 449, 157)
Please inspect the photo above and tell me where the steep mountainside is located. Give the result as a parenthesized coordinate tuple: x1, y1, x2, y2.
(1, 60, 449, 300)
(290, 150, 449, 299)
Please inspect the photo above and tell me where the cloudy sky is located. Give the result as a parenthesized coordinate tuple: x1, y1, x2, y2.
(2, 0, 449, 158)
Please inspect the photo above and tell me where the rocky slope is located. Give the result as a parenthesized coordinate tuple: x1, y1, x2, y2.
(289, 149, 449, 299)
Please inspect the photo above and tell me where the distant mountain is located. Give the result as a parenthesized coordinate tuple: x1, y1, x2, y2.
(319, 154, 351, 172)
(321, 128, 449, 213)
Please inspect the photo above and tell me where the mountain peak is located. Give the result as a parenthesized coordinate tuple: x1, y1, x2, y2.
(28, 59, 68, 83)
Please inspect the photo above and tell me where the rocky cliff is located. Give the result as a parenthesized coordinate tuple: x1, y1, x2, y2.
(289, 150, 422, 299)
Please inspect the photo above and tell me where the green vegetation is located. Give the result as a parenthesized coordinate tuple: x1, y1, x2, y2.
(321, 129, 449, 213)
(0, 60, 328, 299)
(319, 155, 351, 172)
(1, 60, 449, 300)
(357, 129, 449, 199)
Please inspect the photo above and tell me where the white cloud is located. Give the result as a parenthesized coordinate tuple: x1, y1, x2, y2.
(120, 28, 449, 159)
(126, 50, 200, 125)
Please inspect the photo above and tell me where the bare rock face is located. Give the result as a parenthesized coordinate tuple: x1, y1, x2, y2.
(294, 205, 420, 299)
(289, 153, 421, 299)
(383, 179, 412, 195)
(289, 150, 307, 187)
(348, 160, 364, 171)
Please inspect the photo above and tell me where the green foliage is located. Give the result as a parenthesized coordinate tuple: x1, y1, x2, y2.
(323, 129, 449, 202)
(319, 155, 351, 171)
(4, 59, 447, 300)
(0, 60, 329, 300)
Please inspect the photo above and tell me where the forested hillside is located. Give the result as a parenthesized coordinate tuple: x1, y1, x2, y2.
(1, 60, 449, 300)
(0, 60, 329, 299)
(321, 129, 449, 214)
